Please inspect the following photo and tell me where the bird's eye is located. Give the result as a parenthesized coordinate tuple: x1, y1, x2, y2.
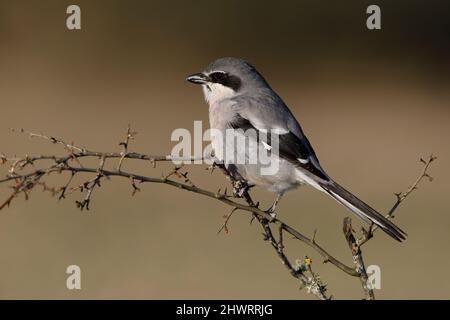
(209, 72, 227, 83)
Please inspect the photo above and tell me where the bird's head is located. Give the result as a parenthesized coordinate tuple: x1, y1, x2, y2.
(186, 57, 270, 105)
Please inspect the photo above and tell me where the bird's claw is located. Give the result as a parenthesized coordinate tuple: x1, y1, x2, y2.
(265, 206, 277, 219)
(232, 180, 249, 198)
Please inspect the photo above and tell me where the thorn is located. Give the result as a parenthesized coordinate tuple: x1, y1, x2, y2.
(312, 228, 318, 243)
(217, 207, 237, 235)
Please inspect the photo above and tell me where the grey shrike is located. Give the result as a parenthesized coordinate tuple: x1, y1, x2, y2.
(187, 57, 406, 241)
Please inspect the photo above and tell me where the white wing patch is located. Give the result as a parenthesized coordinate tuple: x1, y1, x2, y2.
(297, 157, 309, 164)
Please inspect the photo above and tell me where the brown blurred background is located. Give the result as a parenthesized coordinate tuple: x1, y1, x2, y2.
(0, 0, 449, 299)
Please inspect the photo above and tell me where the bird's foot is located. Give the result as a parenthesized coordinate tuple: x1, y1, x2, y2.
(232, 180, 250, 198)
(265, 206, 277, 219)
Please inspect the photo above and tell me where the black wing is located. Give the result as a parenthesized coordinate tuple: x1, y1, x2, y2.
(228, 114, 328, 181)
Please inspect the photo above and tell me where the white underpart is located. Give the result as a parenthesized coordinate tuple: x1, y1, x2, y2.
(202, 83, 235, 105)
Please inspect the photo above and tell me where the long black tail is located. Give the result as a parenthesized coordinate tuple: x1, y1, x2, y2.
(319, 180, 407, 242)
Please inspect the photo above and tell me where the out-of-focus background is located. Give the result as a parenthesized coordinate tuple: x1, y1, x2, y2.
(0, 0, 449, 299)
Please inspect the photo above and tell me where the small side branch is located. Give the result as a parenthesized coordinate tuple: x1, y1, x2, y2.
(343, 218, 374, 300)
(341, 154, 436, 299)
(359, 155, 436, 246)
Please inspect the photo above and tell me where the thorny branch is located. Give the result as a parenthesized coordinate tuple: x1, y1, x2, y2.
(341, 154, 436, 299)
(343, 217, 374, 300)
(215, 164, 330, 299)
(358, 155, 437, 247)
(0, 128, 435, 299)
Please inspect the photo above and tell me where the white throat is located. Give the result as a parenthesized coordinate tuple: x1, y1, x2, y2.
(202, 83, 235, 106)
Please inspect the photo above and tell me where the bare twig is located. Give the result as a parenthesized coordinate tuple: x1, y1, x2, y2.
(217, 207, 238, 235)
(343, 217, 374, 300)
(261, 218, 329, 300)
(117, 125, 137, 171)
(218, 164, 330, 299)
(358, 154, 436, 246)
(340, 154, 436, 299)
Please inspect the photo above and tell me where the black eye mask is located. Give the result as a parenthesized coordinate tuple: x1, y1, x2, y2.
(209, 72, 241, 91)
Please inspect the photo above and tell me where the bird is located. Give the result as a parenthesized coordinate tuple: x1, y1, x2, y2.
(186, 57, 406, 241)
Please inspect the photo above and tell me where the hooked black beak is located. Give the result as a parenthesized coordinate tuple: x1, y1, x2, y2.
(186, 73, 209, 85)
